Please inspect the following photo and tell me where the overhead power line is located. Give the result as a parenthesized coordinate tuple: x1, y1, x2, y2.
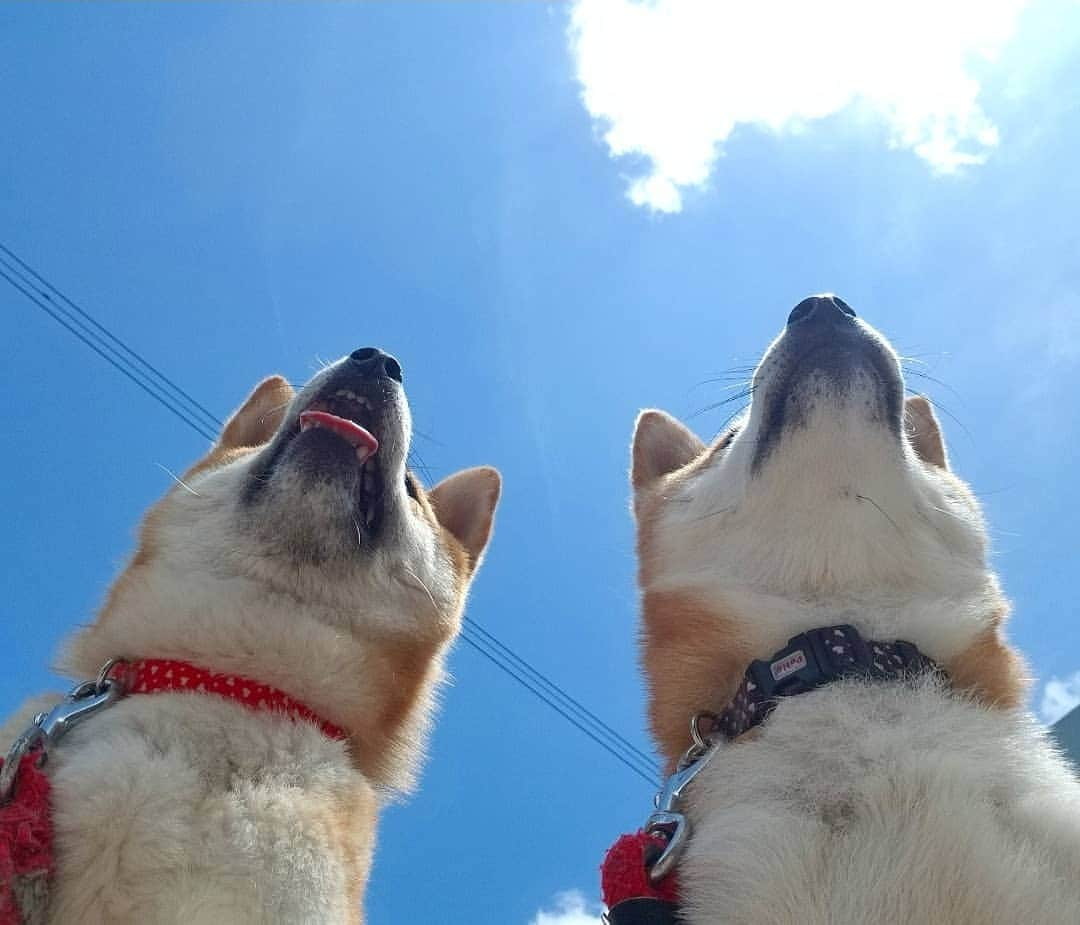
(0, 243, 222, 434)
(0, 242, 661, 788)
(0, 262, 219, 444)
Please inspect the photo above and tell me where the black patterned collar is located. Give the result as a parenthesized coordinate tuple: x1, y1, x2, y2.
(712, 624, 941, 740)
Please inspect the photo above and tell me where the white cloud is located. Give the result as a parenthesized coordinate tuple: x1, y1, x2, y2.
(568, 0, 1031, 212)
(529, 890, 604, 925)
(1040, 672, 1080, 725)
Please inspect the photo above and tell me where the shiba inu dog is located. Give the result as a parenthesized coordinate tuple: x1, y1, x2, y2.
(1, 347, 500, 924)
(630, 296, 1080, 924)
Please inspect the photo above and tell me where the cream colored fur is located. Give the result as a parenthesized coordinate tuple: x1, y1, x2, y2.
(632, 307, 1080, 924)
(5, 356, 500, 924)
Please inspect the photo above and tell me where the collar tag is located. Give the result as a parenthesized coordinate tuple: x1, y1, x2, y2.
(769, 649, 807, 682)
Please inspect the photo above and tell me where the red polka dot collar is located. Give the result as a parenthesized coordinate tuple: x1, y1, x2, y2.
(110, 658, 347, 742)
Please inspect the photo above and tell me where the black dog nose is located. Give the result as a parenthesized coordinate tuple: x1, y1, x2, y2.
(787, 294, 856, 327)
(349, 347, 402, 383)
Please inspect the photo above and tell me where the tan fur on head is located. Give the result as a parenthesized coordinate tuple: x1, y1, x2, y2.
(31, 354, 501, 922)
(72, 369, 501, 790)
(630, 346, 1025, 765)
(640, 590, 753, 769)
(626, 312, 1080, 925)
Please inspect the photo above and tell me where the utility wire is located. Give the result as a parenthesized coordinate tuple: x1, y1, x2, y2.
(0, 243, 222, 433)
(0, 262, 218, 443)
(459, 630, 658, 786)
(465, 616, 657, 773)
(1, 242, 662, 788)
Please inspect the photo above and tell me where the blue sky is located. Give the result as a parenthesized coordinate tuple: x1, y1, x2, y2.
(2, 3, 1080, 922)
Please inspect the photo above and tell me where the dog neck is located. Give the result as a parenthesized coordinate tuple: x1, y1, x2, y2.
(59, 563, 452, 792)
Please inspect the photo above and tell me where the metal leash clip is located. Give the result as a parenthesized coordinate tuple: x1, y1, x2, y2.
(0, 658, 127, 804)
(643, 712, 721, 883)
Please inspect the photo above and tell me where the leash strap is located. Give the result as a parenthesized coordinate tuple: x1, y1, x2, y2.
(605, 898, 681, 925)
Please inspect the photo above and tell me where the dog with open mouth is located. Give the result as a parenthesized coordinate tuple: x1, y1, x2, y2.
(627, 297, 1080, 924)
(0, 347, 500, 924)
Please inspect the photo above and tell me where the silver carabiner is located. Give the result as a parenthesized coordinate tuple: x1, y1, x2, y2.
(36, 678, 124, 754)
(644, 739, 720, 883)
(0, 661, 127, 804)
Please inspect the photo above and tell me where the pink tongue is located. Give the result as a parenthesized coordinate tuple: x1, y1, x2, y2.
(299, 410, 379, 462)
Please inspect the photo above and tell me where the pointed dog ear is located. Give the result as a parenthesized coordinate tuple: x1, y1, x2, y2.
(631, 410, 706, 490)
(429, 467, 502, 573)
(219, 376, 295, 450)
(905, 396, 948, 469)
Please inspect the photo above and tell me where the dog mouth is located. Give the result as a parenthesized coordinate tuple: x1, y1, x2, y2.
(293, 386, 398, 531)
(299, 394, 381, 465)
(243, 370, 408, 545)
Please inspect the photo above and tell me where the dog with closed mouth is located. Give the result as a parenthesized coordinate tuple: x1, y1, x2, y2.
(630, 296, 1080, 924)
(1, 347, 500, 924)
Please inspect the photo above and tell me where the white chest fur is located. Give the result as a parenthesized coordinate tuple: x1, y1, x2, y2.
(679, 678, 1080, 925)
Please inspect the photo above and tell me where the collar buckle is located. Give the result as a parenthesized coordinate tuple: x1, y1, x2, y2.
(747, 624, 869, 700)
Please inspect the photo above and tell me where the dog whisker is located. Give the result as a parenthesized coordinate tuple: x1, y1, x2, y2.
(258, 400, 294, 424)
(689, 388, 757, 421)
(903, 368, 966, 405)
(156, 463, 201, 497)
(911, 503, 957, 556)
(398, 566, 440, 616)
(688, 374, 755, 393)
(928, 504, 969, 523)
(690, 505, 735, 523)
(714, 405, 751, 436)
(903, 388, 973, 444)
(854, 493, 904, 539)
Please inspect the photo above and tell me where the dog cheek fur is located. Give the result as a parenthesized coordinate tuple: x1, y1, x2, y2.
(640, 590, 754, 768)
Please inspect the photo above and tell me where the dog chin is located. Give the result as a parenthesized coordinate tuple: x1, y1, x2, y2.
(238, 449, 410, 566)
(749, 327, 904, 476)
(748, 392, 907, 487)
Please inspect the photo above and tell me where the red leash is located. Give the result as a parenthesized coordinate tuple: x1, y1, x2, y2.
(601, 828, 680, 904)
(0, 757, 53, 925)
